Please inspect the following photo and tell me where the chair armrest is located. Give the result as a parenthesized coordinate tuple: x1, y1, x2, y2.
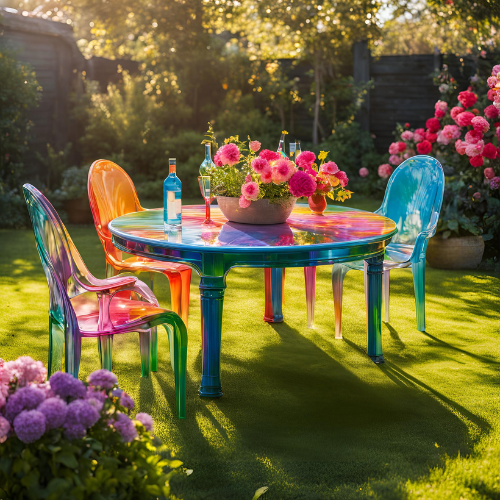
(410, 211, 440, 262)
(75, 274, 138, 294)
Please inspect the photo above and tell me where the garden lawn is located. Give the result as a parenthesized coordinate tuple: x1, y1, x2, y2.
(1, 199, 500, 499)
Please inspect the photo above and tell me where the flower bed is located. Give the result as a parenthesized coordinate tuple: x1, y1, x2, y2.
(0, 356, 185, 499)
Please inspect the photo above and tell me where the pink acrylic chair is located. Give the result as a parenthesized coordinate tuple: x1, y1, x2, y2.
(23, 184, 188, 418)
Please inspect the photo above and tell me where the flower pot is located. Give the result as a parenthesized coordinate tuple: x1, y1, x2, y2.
(308, 194, 327, 215)
(426, 235, 485, 269)
(64, 196, 93, 224)
(216, 196, 296, 225)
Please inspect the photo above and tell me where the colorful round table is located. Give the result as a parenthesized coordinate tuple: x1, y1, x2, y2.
(109, 204, 397, 397)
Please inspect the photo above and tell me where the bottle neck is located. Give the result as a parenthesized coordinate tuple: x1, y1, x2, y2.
(205, 143, 211, 160)
(169, 164, 176, 174)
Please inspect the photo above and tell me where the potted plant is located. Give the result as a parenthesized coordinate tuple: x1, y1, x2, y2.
(375, 62, 500, 269)
(53, 166, 93, 224)
(0, 356, 186, 498)
(206, 129, 351, 224)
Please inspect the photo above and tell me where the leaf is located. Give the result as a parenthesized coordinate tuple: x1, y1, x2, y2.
(447, 219, 459, 231)
(442, 230, 451, 239)
(252, 486, 269, 500)
(482, 234, 494, 241)
(55, 451, 79, 469)
(46, 477, 71, 495)
(0, 457, 12, 475)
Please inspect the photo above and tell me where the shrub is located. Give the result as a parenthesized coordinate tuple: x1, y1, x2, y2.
(0, 187, 30, 228)
(0, 357, 185, 499)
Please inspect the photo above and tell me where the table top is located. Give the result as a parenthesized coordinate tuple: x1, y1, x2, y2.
(109, 204, 397, 255)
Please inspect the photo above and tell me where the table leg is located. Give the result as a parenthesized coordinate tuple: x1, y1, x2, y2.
(263, 268, 284, 323)
(365, 254, 384, 364)
(304, 266, 316, 328)
(199, 276, 225, 397)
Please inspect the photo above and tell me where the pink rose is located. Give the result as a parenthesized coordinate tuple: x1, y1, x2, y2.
(484, 167, 495, 179)
(435, 108, 445, 119)
(239, 195, 251, 208)
(333, 171, 349, 187)
(487, 89, 497, 101)
(241, 181, 259, 201)
(401, 131, 413, 141)
(251, 157, 271, 174)
(450, 106, 464, 120)
(249, 141, 261, 152)
(471, 116, 490, 133)
(455, 111, 475, 127)
(470, 155, 484, 168)
(473, 192, 481, 200)
(464, 130, 483, 144)
(435, 100, 448, 112)
(488, 76, 498, 88)
(319, 161, 339, 175)
(288, 171, 317, 198)
(259, 149, 281, 163)
(261, 169, 273, 183)
(388, 142, 399, 155)
(414, 128, 425, 142)
(389, 154, 402, 166)
(482, 143, 497, 159)
(295, 151, 316, 169)
(492, 65, 500, 77)
(455, 139, 467, 155)
(465, 140, 484, 157)
(484, 105, 499, 119)
(213, 152, 223, 167)
(272, 159, 296, 184)
(378, 164, 393, 179)
(217, 143, 241, 166)
(359, 167, 369, 177)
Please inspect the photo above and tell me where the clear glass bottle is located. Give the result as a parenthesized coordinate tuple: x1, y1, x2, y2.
(277, 133, 288, 158)
(289, 142, 297, 162)
(164, 158, 182, 227)
(199, 143, 216, 175)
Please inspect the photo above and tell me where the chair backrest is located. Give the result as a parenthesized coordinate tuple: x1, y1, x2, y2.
(23, 184, 93, 304)
(378, 155, 444, 245)
(88, 160, 143, 265)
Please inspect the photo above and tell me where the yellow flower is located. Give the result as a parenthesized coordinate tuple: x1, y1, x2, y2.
(318, 151, 328, 161)
(329, 176, 340, 187)
(282, 130, 288, 135)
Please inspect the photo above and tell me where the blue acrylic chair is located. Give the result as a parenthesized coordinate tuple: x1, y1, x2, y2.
(23, 184, 188, 418)
(332, 155, 444, 338)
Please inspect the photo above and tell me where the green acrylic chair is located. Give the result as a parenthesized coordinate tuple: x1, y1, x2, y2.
(23, 184, 188, 418)
(332, 155, 445, 338)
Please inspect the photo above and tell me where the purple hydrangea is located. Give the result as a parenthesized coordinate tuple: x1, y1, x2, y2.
(135, 412, 153, 432)
(13, 410, 46, 443)
(87, 369, 118, 390)
(5, 385, 46, 422)
(86, 397, 104, 413)
(0, 415, 11, 442)
(66, 399, 100, 429)
(37, 397, 67, 429)
(86, 386, 107, 403)
(64, 423, 86, 440)
(112, 389, 135, 410)
(490, 176, 500, 190)
(113, 413, 138, 442)
(49, 372, 86, 400)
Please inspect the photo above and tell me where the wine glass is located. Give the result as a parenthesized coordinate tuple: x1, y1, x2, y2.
(198, 175, 215, 224)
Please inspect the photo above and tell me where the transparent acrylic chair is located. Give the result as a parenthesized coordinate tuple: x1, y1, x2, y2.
(23, 184, 188, 418)
(88, 159, 192, 370)
(332, 155, 444, 337)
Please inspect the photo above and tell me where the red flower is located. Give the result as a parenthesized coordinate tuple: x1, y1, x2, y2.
(455, 111, 475, 127)
(397, 141, 406, 152)
(494, 122, 500, 128)
(484, 105, 499, 119)
(405, 122, 410, 128)
(259, 149, 281, 162)
(458, 91, 478, 109)
(426, 117, 441, 133)
(487, 89, 497, 101)
(482, 143, 497, 159)
(425, 131, 438, 143)
(288, 171, 317, 198)
(469, 155, 484, 168)
(416, 140, 432, 155)
(435, 109, 445, 119)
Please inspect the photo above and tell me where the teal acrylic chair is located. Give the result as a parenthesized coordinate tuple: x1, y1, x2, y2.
(23, 184, 188, 418)
(332, 155, 445, 338)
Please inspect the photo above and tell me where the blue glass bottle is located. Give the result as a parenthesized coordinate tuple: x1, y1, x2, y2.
(277, 133, 288, 158)
(200, 143, 216, 175)
(164, 158, 182, 227)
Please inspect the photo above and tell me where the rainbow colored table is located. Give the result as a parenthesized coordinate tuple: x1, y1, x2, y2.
(109, 204, 397, 397)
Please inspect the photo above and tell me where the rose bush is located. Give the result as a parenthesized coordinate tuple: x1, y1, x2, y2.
(0, 357, 186, 499)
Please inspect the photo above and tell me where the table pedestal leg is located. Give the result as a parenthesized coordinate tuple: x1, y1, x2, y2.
(365, 255, 384, 364)
(304, 266, 316, 328)
(199, 276, 225, 397)
(264, 268, 284, 323)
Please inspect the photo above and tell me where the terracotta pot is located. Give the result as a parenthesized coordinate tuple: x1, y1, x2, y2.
(308, 194, 327, 215)
(216, 196, 296, 225)
(426, 235, 485, 269)
(64, 196, 93, 224)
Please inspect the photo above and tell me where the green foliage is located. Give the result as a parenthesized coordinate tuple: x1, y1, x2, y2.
(0, 49, 40, 190)
(36, 144, 72, 192)
(0, 187, 30, 228)
(52, 166, 89, 201)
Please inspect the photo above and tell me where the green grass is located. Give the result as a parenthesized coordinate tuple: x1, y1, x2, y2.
(1, 197, 499, 499)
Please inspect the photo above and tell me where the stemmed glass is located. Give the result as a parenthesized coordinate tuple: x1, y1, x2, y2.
(198, 175, 215, 224)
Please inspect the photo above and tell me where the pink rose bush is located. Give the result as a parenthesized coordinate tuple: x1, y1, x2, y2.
(0, 356, 182, 498)
(207, 128, 351, 208)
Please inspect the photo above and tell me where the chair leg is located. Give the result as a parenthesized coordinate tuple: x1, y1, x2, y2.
(139, 331, 151, 377)
(98, 335, 113, 371)
(264, 268, 284, 322)
(412, 260, 426, 332)
(48, 316, 64, 376)
(304, 266, 316, 328)
(382, 269, 390, 324)
(332, 264, 349, 339)
(165, 319, 187, 419)
(167, 268, 192, 329)
(149, 273, 158, 372)
(65, 326, 81, 378)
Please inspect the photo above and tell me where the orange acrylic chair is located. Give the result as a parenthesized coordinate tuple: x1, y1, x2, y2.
(88, 160, 192, 371)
